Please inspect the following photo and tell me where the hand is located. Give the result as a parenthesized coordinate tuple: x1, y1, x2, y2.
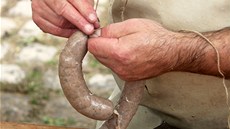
(88, 19, 179, 81)
(32, 0, 99, 37)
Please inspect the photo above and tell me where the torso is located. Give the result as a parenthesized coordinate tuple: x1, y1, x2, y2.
(111, 0, 230, 128)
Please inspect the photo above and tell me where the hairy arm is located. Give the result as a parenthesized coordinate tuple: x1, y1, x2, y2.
(174, 28, 230, 78)
(88, 19, 230, 80)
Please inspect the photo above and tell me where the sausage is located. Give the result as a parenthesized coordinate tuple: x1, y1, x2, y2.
(59, 31, 114, 120)
(99, 81, 145, 129)
(58, 31, 145, 128)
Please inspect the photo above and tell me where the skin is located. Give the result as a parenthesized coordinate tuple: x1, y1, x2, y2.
(31, 1, 230, 79)
(99, 81, 145, 129)
(31, 0, 99, 37)
(88, 19, 230, 80)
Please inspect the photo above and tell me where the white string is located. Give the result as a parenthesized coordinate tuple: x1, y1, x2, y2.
(121, 0, 128, 21)
(94, 0, 99, 11)
(184, 30, 230, 128)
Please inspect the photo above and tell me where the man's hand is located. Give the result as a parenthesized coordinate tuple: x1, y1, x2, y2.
(88, 19, 230, 81)
(88, 19, 179, 81)
(32, 0, 99, 37)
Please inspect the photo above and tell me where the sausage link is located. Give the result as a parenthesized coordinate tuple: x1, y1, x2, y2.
(59, 31, 114, 120)
(99, 81, 145, 129)
(59, 31, 145, 128)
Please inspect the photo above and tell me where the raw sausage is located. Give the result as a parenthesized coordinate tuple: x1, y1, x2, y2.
(58, 31, 145, 128)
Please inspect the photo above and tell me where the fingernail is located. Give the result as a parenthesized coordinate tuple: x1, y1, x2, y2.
(90, 29, 101, 38)
(89, 13, 97, 22)
(84, 24, 94, 33)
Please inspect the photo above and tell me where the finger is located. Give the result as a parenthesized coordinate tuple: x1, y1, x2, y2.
(101, 19, 140, 38)
(33, 13, 77, 38)
(88, 37, 118, 58)
(67, 0, 98, 23)
(93, 56, 117, 71)
(93, 56, 129, 81)
(32, 1, 76, 29)
(45, 0, 94, 35)
(94, 21, 100, 29)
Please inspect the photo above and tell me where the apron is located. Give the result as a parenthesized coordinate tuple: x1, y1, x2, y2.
(97, 0, 230, 128)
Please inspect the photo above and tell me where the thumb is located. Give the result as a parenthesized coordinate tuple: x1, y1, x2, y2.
(88, 37, 119, 58)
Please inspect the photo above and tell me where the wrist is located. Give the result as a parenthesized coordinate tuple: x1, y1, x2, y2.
(150, 30, 186, 75)
(170, 31, 209, 73)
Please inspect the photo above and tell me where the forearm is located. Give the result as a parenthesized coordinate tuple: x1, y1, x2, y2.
(87, 18, 229, 81)
(173, 28, 230, 78)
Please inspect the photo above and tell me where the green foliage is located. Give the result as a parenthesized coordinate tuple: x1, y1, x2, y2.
(88, 54, 110, 73)
(45, 59, 58, 67)
(24, 68, 50, 107)
(89, 59, 100, 68)
(26, 69, 42, 92)
(21, 36, 38, 45)
(42, 116, 76, 126)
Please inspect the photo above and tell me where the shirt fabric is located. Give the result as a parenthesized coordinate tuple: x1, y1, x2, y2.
(96, 0, 230, 129)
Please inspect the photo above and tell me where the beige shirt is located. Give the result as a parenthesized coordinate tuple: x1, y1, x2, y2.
(112, 0, 230, 32)
(108, 0, 230, 129)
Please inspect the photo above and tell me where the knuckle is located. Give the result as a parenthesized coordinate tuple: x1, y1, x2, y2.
(117, 72, 131, 81)
(32, 15, 46, 33)
(54, 28, 63, 34)
(114, 67, 126, 79)
(113, 49, 131, 65)
(56, 1, 68, 15)
(121, 76, 132, 81)
(32, 14, 37, 22)
(103, 24, 113, 37)
(57, 18, 66, 26)
(119, 75, 127, 81)
(32, 15, 41, 27)
(115, 70, 133, 81)
(48, 27, 62, 35)
(41, 29, 48, 33)
(118, 72, 136, 81)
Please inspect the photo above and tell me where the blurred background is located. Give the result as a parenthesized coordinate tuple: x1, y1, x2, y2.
(0, 0, 116, 128)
